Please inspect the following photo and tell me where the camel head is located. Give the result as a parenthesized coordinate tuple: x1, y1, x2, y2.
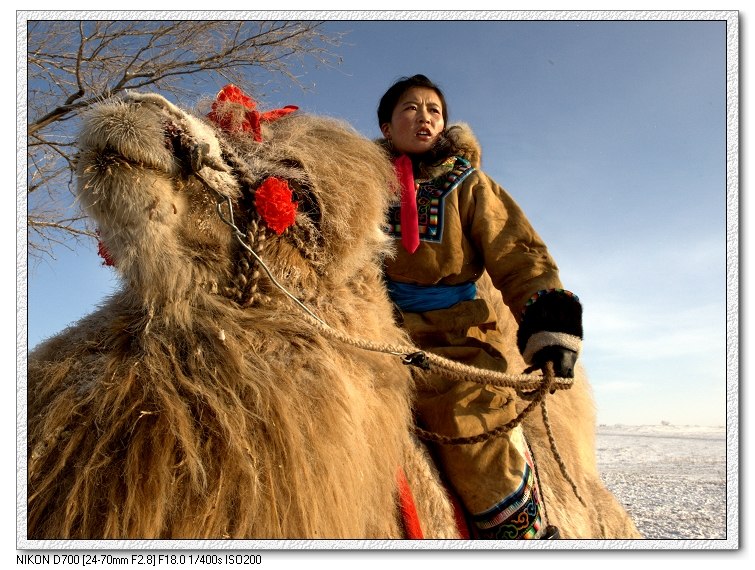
(76, 89, 398, 320)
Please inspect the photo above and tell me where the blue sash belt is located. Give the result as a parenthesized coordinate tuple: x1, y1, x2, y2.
(386, 279, 477, 313)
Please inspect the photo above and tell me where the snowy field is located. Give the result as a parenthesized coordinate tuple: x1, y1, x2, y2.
(595, 424, 729, 541)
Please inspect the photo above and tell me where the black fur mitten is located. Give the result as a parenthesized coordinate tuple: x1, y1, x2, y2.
(517, 289, 583, 378)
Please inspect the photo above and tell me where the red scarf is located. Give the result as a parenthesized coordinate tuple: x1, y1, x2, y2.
(394, 154, 420, 254)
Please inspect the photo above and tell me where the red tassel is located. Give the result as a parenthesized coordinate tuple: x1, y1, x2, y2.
(96, 229, 115, 267)
(396, 467, 424, 539)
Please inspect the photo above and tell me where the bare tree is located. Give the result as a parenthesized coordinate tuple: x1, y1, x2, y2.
(26, 19, 343, 263)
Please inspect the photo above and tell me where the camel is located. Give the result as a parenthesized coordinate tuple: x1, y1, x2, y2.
(26, 87, 640, 540)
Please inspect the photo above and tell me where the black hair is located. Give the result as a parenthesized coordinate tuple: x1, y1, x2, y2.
(377, 74, 449, 128)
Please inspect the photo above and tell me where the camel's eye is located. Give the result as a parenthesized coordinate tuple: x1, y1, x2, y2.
(164, 122, 181, 152)
(163, 122, 197, 175)
(290, 182, 321, 230)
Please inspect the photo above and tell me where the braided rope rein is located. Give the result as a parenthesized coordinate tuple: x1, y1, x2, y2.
(540, 389, 588, 508)
(412, 362, 556, 446)
(296, 309, 575, 393)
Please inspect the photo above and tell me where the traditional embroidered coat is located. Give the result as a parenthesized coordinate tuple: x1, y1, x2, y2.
(383, 123, 563, 318)
(379, 124, 582, 539)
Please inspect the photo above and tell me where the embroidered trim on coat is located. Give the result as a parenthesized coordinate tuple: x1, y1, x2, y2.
(470, 442, 545, 539)
(386, 156, 475, 244)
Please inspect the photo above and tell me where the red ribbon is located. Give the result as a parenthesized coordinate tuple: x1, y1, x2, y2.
(207, 84, 298, 142)
(394, 154, 420, 254)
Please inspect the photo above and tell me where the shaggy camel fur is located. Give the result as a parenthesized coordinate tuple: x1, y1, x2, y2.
(27, 92, 457, 540)
(27, 90, 639, 540)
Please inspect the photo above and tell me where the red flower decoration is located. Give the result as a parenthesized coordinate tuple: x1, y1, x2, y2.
(255, 177, 298, 234)
(207, 84, 298, 142)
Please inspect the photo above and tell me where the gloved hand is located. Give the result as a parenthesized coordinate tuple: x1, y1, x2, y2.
(526, 345, 578, 378)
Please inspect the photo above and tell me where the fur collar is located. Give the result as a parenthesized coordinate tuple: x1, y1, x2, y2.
(377, 122, 482, 178)
(442, 123, 482, 169)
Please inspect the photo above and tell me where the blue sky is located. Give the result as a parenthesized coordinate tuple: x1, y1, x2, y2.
(23, 15, 732, 427)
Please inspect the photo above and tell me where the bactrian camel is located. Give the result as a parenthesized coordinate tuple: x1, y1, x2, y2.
(26, 87, 641, 540)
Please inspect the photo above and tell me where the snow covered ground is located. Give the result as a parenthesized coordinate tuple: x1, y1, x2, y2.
(595, 424, 729, 541)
